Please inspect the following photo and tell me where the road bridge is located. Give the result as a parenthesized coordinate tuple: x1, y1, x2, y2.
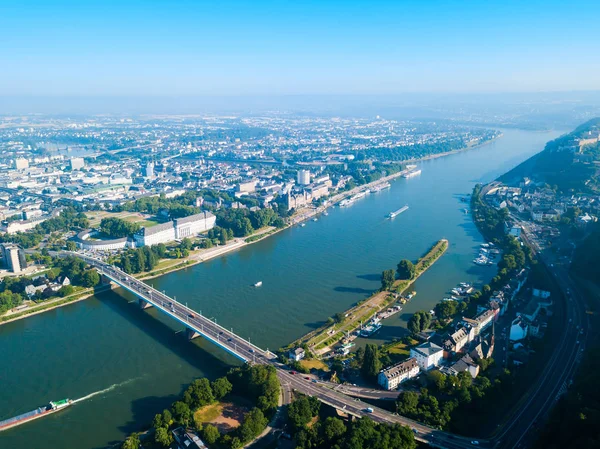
(63, 251, 489, 449)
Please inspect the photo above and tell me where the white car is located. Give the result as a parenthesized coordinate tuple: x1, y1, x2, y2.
(471, 442, 480, 446)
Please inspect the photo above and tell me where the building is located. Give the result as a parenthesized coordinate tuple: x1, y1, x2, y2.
(74, 230, 132, 251)
(174, 212, 217, 239)
(378, 358, 419, 390)
(288, 347, 305, 362)
(1, 243, 27, 273)
(70, 157, 85, 170)
(297, 169, 311, 185)
(133, 212, 216, 246)
(461, 308, 497, 338)
(1, 216, 49, 234)
(23, 209, 43, 221)
(410, 342, 444, 371)
(14, 158, 29, 170)
(144, 162, 155, 179)
(509, 316, 528, 342)
(441, 354, 480, 379)
(172, 427, 207, 449)
(443, 328, 470, 356)
(237, 179, 258, 193)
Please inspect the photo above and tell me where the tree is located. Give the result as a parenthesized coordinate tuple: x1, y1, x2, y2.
(172, 401, 192, 427)
(361, 344, 382, 379)
(397, 259, 415, 280)
(211, 377, 233, 400)
(381, 269, 396, 291)
(407, 310, 431, 334)
(288, 395, 314, 430)
(79, 269, 100, 288)
(155, 427, 172, 447)
(434, 300, 458, 320)
(238, 407, 267, 442)
(202, 424, 220, 445)
(66, 241, 77, 251)
(322, 417, 346, 442)
(184, 378, 214, 408)
(121, 433, 140, 449)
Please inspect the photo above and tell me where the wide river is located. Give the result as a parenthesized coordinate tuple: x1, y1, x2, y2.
(0, 128, 562, 449)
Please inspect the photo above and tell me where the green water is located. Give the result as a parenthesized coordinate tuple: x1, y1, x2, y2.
(0, 128, 562, 449)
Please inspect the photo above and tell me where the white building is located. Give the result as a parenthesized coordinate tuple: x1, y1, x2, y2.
(174, 212, 216, 239)
(75, 230, 132, 251)
(288, 347, 305, 362)
(70, 157, 85, 170)
(1, 243, 27, 273)
(133, 212, 216, 246)
(509, 316, 528, 342)
(297, 169, 311, 185)
(410, 342, 444, 371)
(14, 158, 29, 170)
(377, 358, 419, 390)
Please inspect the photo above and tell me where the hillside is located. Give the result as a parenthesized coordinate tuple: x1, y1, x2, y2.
(499, 118, 600, 193)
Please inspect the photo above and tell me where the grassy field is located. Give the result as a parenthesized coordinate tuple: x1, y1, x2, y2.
(85, 211, 162, 228)
(299, 359, 330, 372)
(193, 398, 251, 433)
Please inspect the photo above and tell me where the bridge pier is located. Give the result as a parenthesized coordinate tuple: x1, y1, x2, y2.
(100, 274, 112, 286)
(138, 298, 153, 310)
(186, 328, 201, 340)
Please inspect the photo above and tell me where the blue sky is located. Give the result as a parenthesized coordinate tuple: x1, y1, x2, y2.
(1, 0, 599, 96)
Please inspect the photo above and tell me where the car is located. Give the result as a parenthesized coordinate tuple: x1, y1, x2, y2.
(471, 441, 480, 446)
(188, 314, 194, 319)
(304, 376, 310, 380)
(412, 428, 419, 434)
(364, 407, 374, 413)
(228, 337, 233, 342)
(249, 349, 255, 353)
(290, 371, 296, 374)
(312, 379, 318, 383)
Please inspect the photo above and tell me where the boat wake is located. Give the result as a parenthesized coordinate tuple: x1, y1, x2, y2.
(73, 378, 140, 404)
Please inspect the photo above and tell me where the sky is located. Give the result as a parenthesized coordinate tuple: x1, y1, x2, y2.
(1, 0, 600, 97)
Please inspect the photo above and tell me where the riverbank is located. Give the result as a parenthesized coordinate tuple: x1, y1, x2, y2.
(0, 138, 492, 327)
(286, 239, 448, 357)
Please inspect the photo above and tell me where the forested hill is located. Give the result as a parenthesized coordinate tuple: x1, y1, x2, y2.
(499, 118, 600, 193)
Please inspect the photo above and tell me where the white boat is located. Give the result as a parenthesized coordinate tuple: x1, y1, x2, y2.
(300, 223, 306, 227)
(254, 281, 263, 287)
(402, 169, 422, 179)
(388, 205, 409, 218)
(313, 218, 318, 222)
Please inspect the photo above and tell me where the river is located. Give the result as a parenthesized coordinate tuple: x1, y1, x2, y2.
(0, 128, 563, 449)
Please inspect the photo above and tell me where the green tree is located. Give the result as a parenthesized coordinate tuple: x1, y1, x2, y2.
(396, 259, 415, 280)
(155, 427, 172, 447)
(322, 416, 346, 442)
(434, 300, 458, 320)
(66, 241, 77, 251)
(361, 344, 382, 379)
(238, 407, 267, 442)
(172, 401, 192, 427)
(121, 433, 140, 449)
(407, 310, 431, 334)
(79, 269, 100, 288)
(211, 377, 233, 400)
(202, 424, 220, 445)
(381, 269, 396, 291)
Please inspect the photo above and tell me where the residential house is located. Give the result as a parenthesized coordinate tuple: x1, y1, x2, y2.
(288, 347, 305, 362)
(378, 358, 419, 390)
(410, 342, 444, 371)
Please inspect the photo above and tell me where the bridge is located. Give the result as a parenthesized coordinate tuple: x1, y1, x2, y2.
(65, 252, 490, 449)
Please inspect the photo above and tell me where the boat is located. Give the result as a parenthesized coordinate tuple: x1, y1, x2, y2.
(254, 281, 263, 287)
(371, 182, 391, 192)
(388, 205, 409, 218)
(402, 169, 422, 179)
(377, 305, 402, 320)
(340, 199, 353, 207)
(312, 218, 318, 222)
(300, 223, 306, 227)
(360, 321, 382, 337)
(324, 212, 329, 216)
(0, 399, 72, 432)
